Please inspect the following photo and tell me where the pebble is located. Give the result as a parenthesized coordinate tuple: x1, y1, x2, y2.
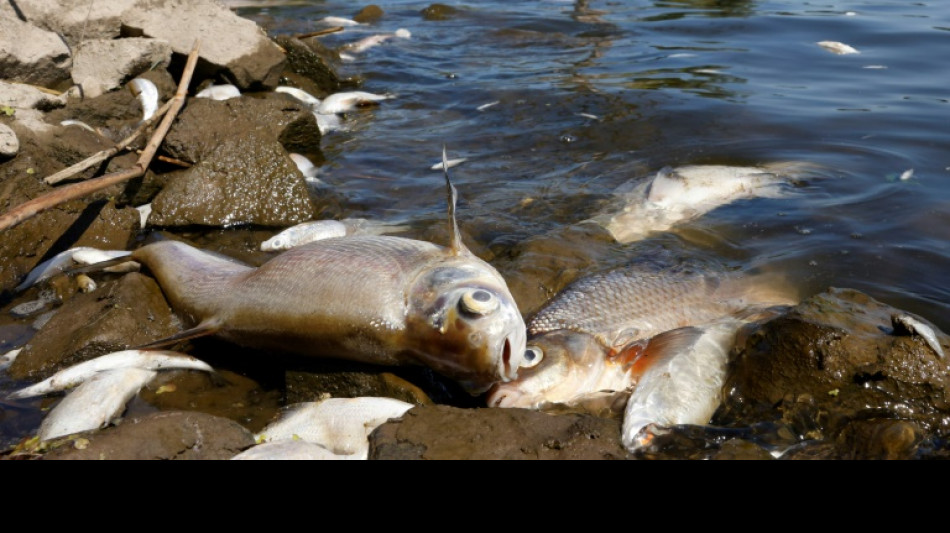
(0, 123, 18, 159)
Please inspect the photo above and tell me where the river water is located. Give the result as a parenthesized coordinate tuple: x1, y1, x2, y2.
(3, 0, 950, 451)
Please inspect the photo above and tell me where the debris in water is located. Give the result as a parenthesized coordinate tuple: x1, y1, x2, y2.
(817, 41, 860, 55)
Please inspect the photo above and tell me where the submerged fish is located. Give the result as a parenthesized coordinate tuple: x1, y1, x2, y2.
(117, 151, 529, 393)
(488, 261, 795, 422)
(591, 163, 819, 244)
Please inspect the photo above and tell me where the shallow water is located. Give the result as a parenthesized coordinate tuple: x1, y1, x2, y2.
(4, 0, 950, 451)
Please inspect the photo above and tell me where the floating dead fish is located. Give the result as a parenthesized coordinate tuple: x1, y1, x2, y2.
(8, 350, 214, 399)
(899, 169, 915, 181)
(128, 78, 159, 121)
(261, 218, 410, 251)
(342, 29, 411, 55)
(591, 163, 820, 244)
(104, 150, 529, 393)
(621, 318, 744, 452)
(319, 16, 363, 26)
(274, 87, 345, 134)
(817, 41, 860, 55)
(892, 313, 945, 359)
(14, 246, 136, 293)
(288, 153, 323, 185)
(488, 261, 795, 414)
(196, 84, 241, 101)
(253, 397, 414, 458)
(231, 440, 364, 460)
(317, 91, 395, 115)
(275, 86, 321, 109)
(477, 101, 500, 112)
(0, 348, 21, 371)
(37, 367, 157, 441)
(431, 158, 468, 171)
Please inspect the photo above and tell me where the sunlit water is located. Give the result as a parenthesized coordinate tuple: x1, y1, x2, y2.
(3, 0, 949, 450)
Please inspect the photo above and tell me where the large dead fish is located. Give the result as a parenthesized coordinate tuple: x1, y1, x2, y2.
(96, 150, 528, 394)
(590, 163, 819, 244)
(487, 261, 795, 448)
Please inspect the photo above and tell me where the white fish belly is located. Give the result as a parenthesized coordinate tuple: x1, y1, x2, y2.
(232, 440, 364, 460)
(38, 368, 157, 441)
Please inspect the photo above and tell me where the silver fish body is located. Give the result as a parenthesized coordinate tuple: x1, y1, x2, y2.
(593, 163, 818, 244)
(488, 262, 795, 410)
(132, 236, 528, 393)
(260, 218, 410, 251)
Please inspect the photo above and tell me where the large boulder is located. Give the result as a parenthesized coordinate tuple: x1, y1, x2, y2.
(71, 38, 173, 98)
(0, 14, 72, 87)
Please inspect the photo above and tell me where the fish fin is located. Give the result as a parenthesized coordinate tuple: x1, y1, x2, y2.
(132, 318, 223, 350)
(623, 327, 706, 379)
(442, 145, 469, 256)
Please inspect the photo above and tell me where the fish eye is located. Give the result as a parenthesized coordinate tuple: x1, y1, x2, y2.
(459, 289, 499, 316)
(523, 346, 544, 368)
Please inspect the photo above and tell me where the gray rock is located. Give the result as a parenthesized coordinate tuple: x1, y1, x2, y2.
(0, 81, 67, 112)
(369, 405, 631, 460)
(41, 411, 256, 460)
(0, 14, 71, 87)
(3, 0, 286, 90)
(71, 38, 172, 98)
(149, 133, 316, 227)
(122, 0, 286, 90)
(0, 123, 18, 159)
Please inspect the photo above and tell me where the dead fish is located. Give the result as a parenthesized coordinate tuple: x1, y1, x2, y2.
(342, 29, 411, 55)
(317, 91, 394, 115)
(195, 84, 241, 101)
(892, 313, 945, 359)
(591, 163, 819, 244)
(817, 41, 860, 55)
(231, 440, 364, 461)
(253, 397, 414, 458)
(274, 87, 344, 134)
(0, 348, 21, 371)
(115, 151, 529, 393)
(431, 158, 468, 171)
(8, 350, 214, 399)
(275, 86, 321, 109)
(319, 16, 363, 26)
(621, 318, 745, 452)
(37, 367, 157, 441)
(128, 78, 159, 122)
(135, 203, 152, 228)
(487, 261, 796, 412)
(288, 153, 324, 186)
(477, 101, 500, 112)
(260, 218, 410, 252)
(14, 247, 136, 292)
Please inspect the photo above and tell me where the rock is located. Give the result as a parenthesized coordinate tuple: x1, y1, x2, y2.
(421, 4, 461, 21)
(0, 14, 72, 87)
(71, 38, 172, 98)
(7, 273, 182, 381)
(41, 411, 256, 460)
(122, 0, 286, 90)
(369, 405, 631, 460)
(148, 132, 316, 227)
(0, 123, 18, 159)
(161, 95, 322, 164)
(274, 36, 351, 98)
(0, 81, 67, 112)
(285, 366, 433, 406)
(721, 287, 950, 440)
(3, 0, 286, 90)
(353, 5, 384, 23)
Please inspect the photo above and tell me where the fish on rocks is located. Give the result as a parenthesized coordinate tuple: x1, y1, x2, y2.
(260, 218, 410, 252)
(13, 246, 137, 293)
(103, 152, 529, 393)
(487, 260, 796, 449)
(590, 163, 820, 244)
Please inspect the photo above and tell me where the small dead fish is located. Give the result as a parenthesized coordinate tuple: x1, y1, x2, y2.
(892, 313, 945, 359)
(8, 350, 214, 399)
(319, 16, 362, 26)
(128, 78, 159, 121)
(59, 120, 98, 133)
(431, 158, 468, 171)
(231, 440, 364, 460)
(254, 397, 414, 458)
(14, 246, 136, 292)
(275, 86, 321, 109)
(621, 318, 744, 452)
(488, 262, 796, 411)
(37, 367, 157, 441)
(261, 218, 410, 251)
(288, 153, 323, 186)
(195, 84, 241, 101)
(899, 169, 914, 181)
(317, 91, 395, 115)
(477, 101, 500, 112)
(0, 348, 21, 371)
(817, 41, 860, 55)
(343, 29, 411, 55)
(592, 163, 820, 244)
(135, 203, 152, 228)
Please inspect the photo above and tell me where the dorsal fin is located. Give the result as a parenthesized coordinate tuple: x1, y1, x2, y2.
(443, 145, 468, 256)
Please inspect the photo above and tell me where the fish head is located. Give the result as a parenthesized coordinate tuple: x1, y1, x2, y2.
(487, 329, 611, 409)
(407, 259, 528, 395)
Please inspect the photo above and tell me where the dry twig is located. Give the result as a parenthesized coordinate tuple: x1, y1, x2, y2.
(0, 41, 201, 232)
